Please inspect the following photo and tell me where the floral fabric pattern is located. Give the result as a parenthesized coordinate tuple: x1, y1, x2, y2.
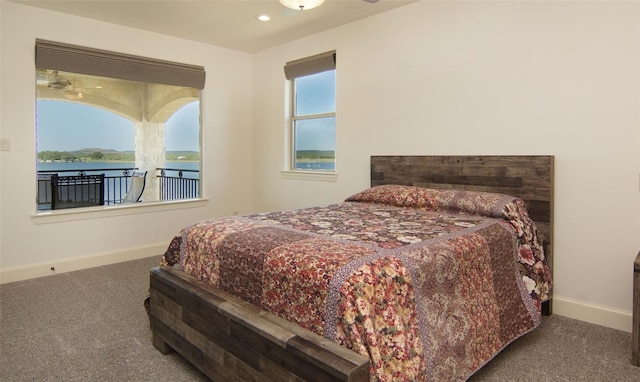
(346, 185, 552, 304)
(162, 186, 552, 382)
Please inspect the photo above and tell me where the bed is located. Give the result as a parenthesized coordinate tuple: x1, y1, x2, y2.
(148, 155, 554, 382)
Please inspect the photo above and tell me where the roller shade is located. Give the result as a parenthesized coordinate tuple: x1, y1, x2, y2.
(35, 39, 206, 89)
(284, 50, 336, 80)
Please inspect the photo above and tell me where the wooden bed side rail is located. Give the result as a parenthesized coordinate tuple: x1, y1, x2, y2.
(149, 266, 370, 382)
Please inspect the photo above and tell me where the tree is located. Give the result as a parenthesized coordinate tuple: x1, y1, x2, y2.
(37, 150, 78, 161)
(91, 151, 104, 160)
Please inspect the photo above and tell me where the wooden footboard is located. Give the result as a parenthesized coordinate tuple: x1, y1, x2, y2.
(149, 266, 370, 382)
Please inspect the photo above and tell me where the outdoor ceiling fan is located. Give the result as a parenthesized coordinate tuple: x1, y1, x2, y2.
(279, 0, 379, 12)
(47, 70, 72, 90)
(37, 70, 88, 100)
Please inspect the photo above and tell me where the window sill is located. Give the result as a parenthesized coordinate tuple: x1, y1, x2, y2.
(280, 170, 338, 182)
(31, 198, 209, 224)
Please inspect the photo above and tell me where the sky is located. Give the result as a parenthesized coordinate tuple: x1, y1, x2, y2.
(295, 70, 336, 151)
(36, 69, 334, 153)
(36, 100, 200, 152)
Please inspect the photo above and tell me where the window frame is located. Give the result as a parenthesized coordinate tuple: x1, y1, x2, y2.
(34, 40, 206, 214)
(289, 78, 336, 172)
(283, 51, 337, 179)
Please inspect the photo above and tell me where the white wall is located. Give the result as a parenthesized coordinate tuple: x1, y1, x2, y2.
(0, 2, 254, 280)
(2, 0, 639, 333)
(252, 1, 640, 331)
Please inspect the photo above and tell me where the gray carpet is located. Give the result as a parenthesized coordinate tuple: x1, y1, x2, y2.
(1, 256, 639, 381)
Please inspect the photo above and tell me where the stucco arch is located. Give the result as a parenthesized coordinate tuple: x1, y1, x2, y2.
(36, 71, 198, 124)
(145, 84, 200, 123)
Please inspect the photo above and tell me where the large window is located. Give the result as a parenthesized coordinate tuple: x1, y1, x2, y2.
(285, 51, 336, 172)
(35, 40, 204, 212)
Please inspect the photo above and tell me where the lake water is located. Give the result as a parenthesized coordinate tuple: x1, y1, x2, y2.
(38, 161, 200, 178)
(39, 160, 334, 173)
(295, 161, 335, 170)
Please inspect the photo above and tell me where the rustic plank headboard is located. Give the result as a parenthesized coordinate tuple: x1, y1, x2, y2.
(370, 155, 554, 312)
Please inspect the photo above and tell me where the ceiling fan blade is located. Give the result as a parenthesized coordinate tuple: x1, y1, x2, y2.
(362, 0, 380, 3)
(282, 7, 300, 17)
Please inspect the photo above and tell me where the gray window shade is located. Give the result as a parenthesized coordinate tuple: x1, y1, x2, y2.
(35, 39, 205, 89)
(284, 50, 336, 80)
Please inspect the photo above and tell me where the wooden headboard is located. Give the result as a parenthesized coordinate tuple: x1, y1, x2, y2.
(370, 155, 554, 305)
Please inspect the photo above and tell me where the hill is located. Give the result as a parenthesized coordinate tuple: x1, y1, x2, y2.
(37, 149, 199, 162)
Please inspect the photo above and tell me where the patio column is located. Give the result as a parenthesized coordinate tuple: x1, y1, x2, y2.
(134, 120, 165, 202)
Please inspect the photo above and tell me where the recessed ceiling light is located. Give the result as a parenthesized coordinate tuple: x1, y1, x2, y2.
(258, 14, 270, 21)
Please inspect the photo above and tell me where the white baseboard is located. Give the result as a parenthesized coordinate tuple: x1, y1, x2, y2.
(553, 295, 632, 333)
(0, 243, 166, 284)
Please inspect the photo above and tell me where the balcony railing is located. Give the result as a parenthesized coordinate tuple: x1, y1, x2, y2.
(37, 166, 199, 211)
(156, 167, 200, 201)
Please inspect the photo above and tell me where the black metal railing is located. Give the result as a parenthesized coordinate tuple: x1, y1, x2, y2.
(37, 166, 200, 211)
(37, 167, 138, 210)
(157, 167, 199, 201)
(51, 174, 105, 210)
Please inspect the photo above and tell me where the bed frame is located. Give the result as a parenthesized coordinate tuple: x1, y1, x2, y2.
(149, 155, 554, 381)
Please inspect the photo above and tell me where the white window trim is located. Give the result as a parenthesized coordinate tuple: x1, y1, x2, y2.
(284, 75, 337, 177)
(31, 198, 209, 224)
(35, 40, 204, 212)
(280, 170, 337, 182)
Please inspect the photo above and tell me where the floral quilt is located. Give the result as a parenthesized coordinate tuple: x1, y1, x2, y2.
(162, 185, 552, 381)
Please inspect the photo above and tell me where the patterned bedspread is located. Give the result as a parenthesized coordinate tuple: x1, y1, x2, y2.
(162, 185, 552, 381)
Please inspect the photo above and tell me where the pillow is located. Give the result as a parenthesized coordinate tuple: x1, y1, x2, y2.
(346, 184, 514, 218)
(345, 185, 441, 209)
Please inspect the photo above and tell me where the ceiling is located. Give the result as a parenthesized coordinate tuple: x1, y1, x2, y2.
(9, 0, 416, 53)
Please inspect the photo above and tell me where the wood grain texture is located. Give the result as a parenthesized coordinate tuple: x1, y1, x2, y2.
(371, 155, 554, 314)
(149, 266, 370, 382)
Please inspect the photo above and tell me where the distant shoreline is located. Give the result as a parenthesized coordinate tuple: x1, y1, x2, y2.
(295, 158, 334, 162)
(38, 159, 199, 163)
(37, 149, 199, 163)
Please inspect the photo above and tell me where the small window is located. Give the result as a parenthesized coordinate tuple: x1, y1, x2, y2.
(285, 51, 336, 172)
